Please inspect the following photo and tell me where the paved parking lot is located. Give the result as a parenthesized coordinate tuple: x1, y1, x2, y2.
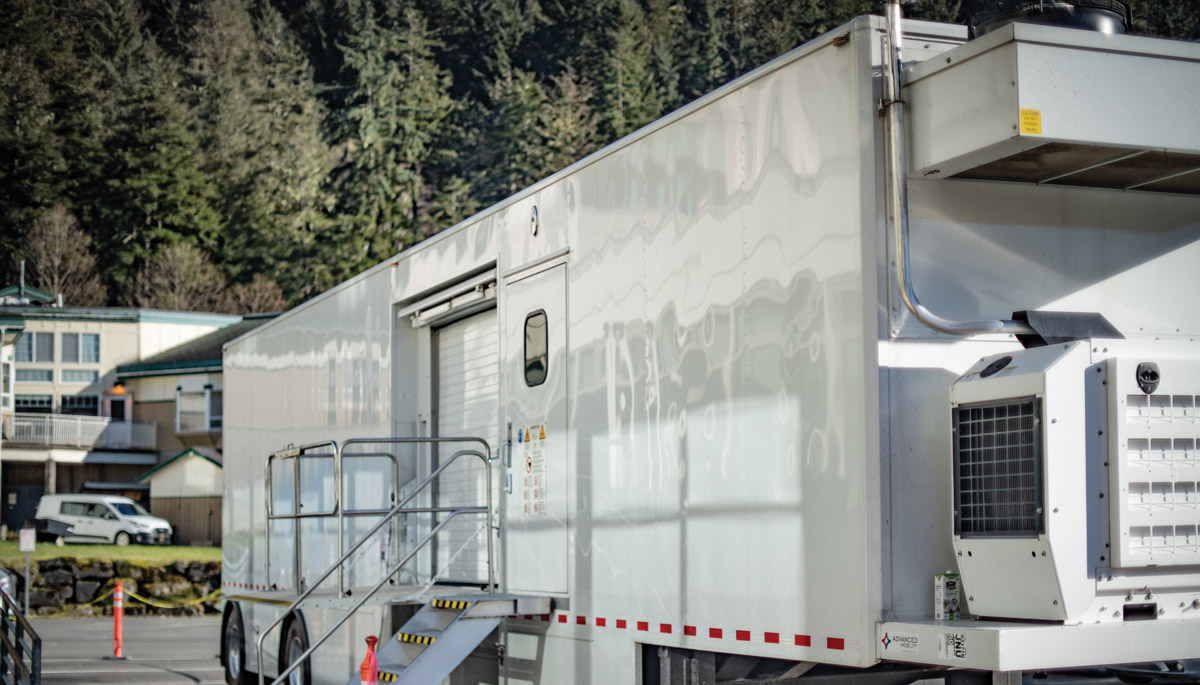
(32, 616, 223, 685)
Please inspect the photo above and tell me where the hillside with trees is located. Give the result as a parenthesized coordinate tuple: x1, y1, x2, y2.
(2, 0, 1194, 312)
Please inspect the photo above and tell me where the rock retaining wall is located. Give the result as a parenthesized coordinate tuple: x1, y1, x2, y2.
(5, 558, 221, 616)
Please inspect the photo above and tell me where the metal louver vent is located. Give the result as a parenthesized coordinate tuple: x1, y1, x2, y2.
(954, 398, 1044, 538)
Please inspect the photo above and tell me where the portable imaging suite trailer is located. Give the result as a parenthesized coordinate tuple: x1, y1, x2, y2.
(219, 5, 1200, 684)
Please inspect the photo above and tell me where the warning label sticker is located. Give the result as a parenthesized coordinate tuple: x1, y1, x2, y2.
(522, 423, 547, 518)
(1020, 108, 1042, 135)
(938, 633, 967, 661)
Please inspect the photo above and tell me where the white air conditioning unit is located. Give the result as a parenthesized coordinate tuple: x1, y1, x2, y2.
(950, 340, 1200, 623)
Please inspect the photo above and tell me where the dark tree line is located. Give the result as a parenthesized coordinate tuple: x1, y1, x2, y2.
(1, 0, 1194, 311)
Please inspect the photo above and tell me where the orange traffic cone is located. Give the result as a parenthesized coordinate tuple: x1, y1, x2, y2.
(360, 635, 379, 685)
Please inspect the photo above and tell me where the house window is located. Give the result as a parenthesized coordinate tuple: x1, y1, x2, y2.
(61, 394, 100, 416)
(176, 387, 222, 432)
(210, 390, 223, 429)
(15, 394, 54, 414)
(1, 361, 12, 410)
(15, 369, 53, 382)
(15, 332, 53, 363)
(61, 333, 100, 364)
(61, 369, 100, 384)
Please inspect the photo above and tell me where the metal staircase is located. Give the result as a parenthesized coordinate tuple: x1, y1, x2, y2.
(258, 437, 515, 685)
(0, 585, 40, 685)
(350, 594, 549, 685)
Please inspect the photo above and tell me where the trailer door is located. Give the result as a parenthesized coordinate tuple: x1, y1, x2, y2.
(434, 308, 499, 584)
(504, 264, 568, 595)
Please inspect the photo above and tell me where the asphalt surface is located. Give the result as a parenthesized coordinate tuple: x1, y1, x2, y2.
(32, 616, 224, 685)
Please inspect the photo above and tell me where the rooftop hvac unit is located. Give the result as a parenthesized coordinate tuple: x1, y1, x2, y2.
(950, 341, 1200, 623)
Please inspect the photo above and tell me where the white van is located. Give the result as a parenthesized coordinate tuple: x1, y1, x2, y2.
(35, 495, 173, 546)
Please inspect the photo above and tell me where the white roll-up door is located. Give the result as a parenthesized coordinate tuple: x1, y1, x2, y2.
(435, 308, 499, 584)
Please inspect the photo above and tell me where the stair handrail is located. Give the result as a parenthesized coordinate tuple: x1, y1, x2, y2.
(336, 437, 494, 594)
(266, 511, 474, 685)
(0, 583, 41, 685)
(264, 440, 339, 594)
(256, 445, 491, 685)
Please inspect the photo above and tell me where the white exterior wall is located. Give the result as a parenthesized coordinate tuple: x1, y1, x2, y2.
(11, 314, 233, 418)
(11, 319, 138, 414)
(125, 373, 221, 410)
(137, 322, 225, 359)
(148, 453, 222, 498)
(221, 15, 1200, 685)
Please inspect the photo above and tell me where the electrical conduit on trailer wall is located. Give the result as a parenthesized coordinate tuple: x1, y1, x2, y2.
(882, 0, 1034, 338)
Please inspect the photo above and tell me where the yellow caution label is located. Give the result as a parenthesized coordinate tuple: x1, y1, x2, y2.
(379, 672, 399, 682)
(1020, 108, 1042, 135)
(432, 599, 473, 610)
(539, 424, 546, 440)
(525, 430, 531, 442)
(397, 633, 436, 645)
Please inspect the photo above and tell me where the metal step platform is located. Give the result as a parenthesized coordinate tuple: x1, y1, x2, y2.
(349, 594, 550, 685)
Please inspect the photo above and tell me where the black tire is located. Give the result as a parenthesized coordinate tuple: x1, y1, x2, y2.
(280, 618, 310, 685)
(222, 603, 252, 685)
(114, 531, 131, 546)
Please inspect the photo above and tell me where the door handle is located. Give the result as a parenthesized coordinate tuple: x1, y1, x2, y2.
(505, 474, 512, 495)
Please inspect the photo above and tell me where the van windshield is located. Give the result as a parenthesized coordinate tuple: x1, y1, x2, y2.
(112, 502, 150, 517)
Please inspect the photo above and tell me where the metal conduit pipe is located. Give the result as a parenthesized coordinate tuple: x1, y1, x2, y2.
(883, 1, 1034, 337)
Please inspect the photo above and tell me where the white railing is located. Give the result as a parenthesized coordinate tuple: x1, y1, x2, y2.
(2, 413, 156, 451)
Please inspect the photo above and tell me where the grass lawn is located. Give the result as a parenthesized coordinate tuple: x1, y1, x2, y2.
(0, 541, 220, 566)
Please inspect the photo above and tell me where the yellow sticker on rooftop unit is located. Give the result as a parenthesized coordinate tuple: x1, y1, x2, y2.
(1020, 108, 1042, 135)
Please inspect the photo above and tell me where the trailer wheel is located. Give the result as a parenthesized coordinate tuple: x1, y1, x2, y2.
(221, 603, 252, 685)
(280, 618, 311, 685)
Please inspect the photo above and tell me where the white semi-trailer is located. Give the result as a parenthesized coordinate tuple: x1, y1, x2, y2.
(219, 3, 1200, 684)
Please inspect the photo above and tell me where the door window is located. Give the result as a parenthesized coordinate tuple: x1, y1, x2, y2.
(87, 503, 113, 519)
(524, 310, 548, 386)
(60, 502, 88, 516)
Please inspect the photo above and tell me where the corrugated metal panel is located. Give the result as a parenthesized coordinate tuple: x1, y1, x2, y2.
(435, 309, 498, 583)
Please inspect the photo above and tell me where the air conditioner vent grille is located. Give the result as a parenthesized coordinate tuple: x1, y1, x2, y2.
(954, 397, 1044, 538)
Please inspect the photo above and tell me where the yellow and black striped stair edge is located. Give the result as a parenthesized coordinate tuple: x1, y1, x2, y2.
(432, 599, 473, 611)
(378, 672, 399, 682)
(396, 633, 436, 645)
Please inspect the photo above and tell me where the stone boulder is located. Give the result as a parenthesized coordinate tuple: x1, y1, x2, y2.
(75, 580, 101, 604)
(29, 586, 71, 609)
(41, 570, 73, 589)
(76, 561, 114, 581)
(145, 577, 191, 599)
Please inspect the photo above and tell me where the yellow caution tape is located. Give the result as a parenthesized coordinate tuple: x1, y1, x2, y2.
(123, 587, 223, 609)
(40, 587, 116, 618)
(37, 586, 222, 618)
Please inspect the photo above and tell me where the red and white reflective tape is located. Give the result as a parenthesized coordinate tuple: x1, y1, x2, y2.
(113, 588, 123, 609)
(521, 613, 846, 651)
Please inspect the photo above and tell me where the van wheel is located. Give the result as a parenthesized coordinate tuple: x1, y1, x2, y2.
(114, 531, 131, 546)
(280, 619, 310, 685)
(222, 603, 252, 685)
(54, 536, 64, 547)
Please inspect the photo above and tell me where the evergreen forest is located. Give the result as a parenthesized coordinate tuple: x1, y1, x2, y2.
(2, 0, 1195, 313)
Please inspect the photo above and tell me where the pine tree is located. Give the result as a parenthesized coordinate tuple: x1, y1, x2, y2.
(330, 5, 457, 268)
(478, 68, 550, 198)
(600, 0, 666, 139)
(0, 0, 100, 287)
(540, 65, 602, 177)
(180, 0, 336, 303)
(678, 0, 729, 102)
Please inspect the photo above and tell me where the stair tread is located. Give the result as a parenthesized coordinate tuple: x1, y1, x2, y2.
(394, 632, 439, 645)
